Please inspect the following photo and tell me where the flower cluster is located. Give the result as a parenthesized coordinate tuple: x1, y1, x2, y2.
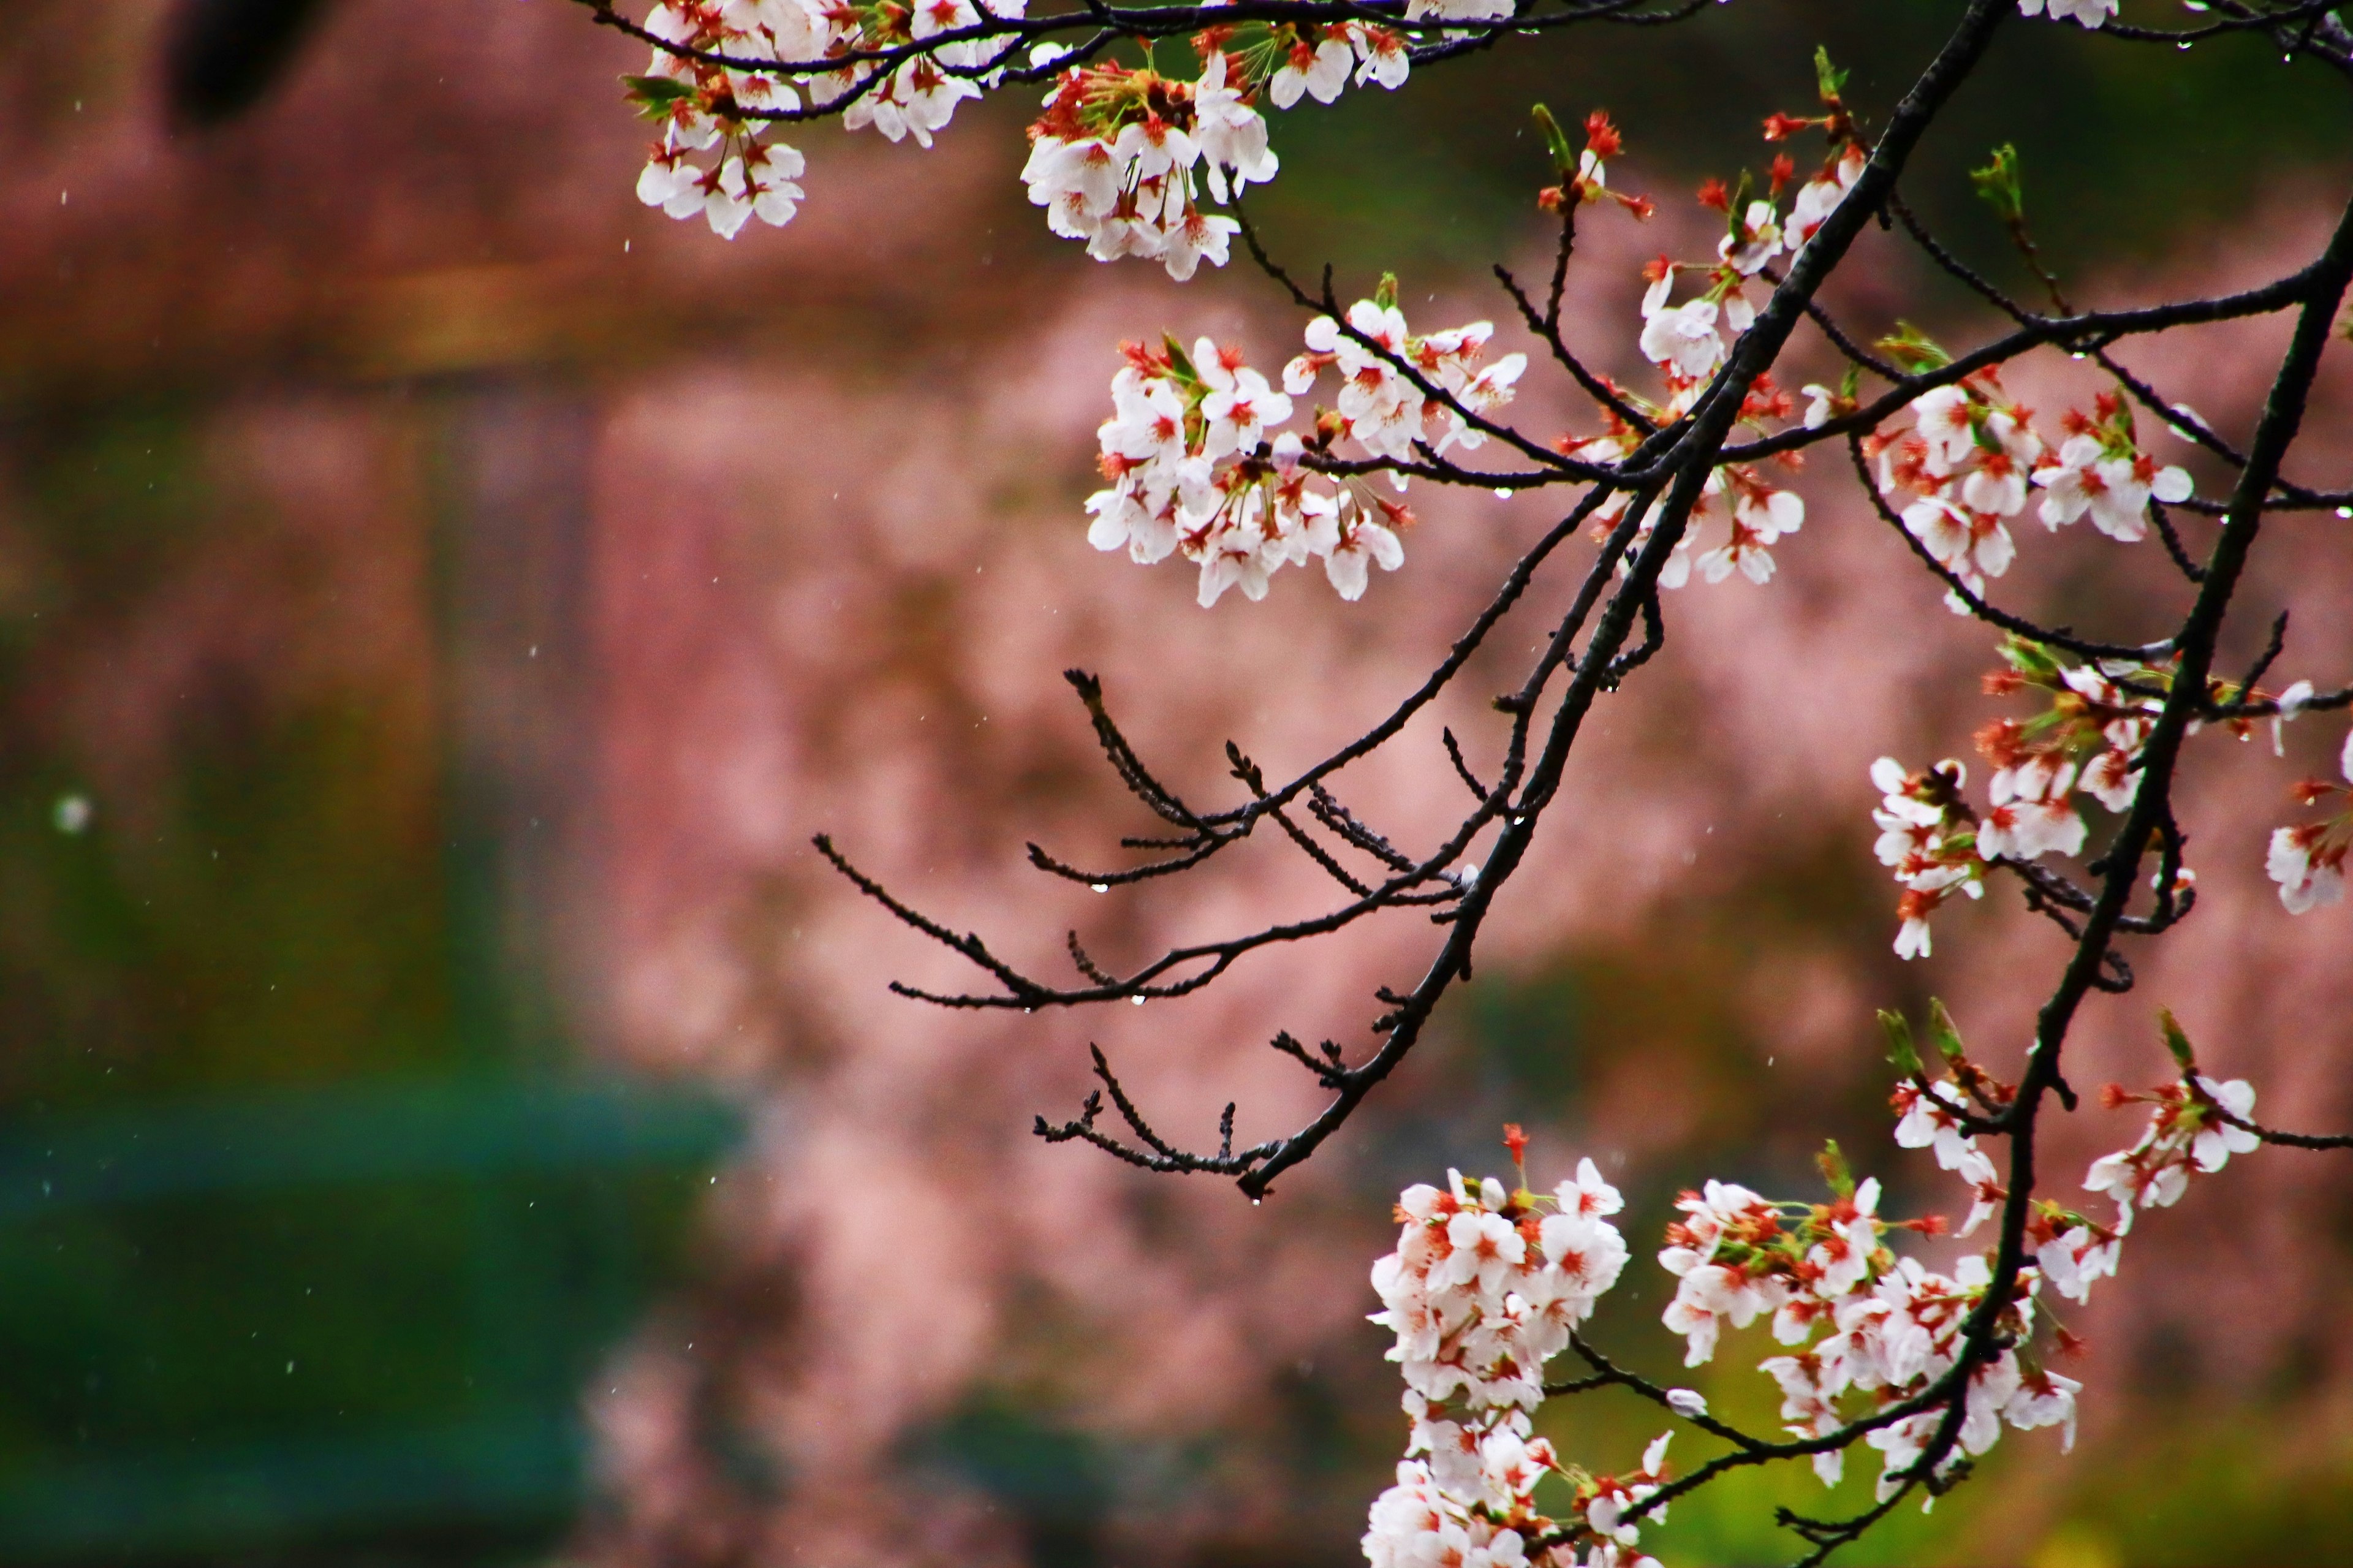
(2034, 393, 2197, 541)
(1283, 295, 1528, 463)
(620, 0, 2115, 246)
(2267, 726, 2353, 912)
(1870, 371, 2043, 604)
(1535, 108, 1658, 224)
(2086, 1016, 2260, 1220)
(629, 1, 829, 237)
(1868, 637, 2216, 958)
(1571, 90, 1852, 589)
(2034, 1013, 2258, 1319)
(1654, 1083, 2076, 1503)
(1354, 994, 2278, 1561)
(1870, 757, 1984, 960)
(1626, 50, 1866, 403)
(1021, 50, 1279, 280)
(1363, 1140, 1661, 1568)
(629, 0, 1040, 237)
(1977, 637, 2171, 820)
(1018, 20, 1426, 276)
(1869, 376, 2193, 611)
(624, 2, 1423, 260)
(1086, 292, 1524, 605)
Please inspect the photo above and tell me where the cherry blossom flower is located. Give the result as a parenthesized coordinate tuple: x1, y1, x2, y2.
(1191, 52, 1281, 203)
(2266, 729, 2352, 912)
(1349, 24, 1413, 90)
(1270, 29, 1354, 108)
(1717, 199, 1784, 275)
(1325, 495, 1408, 600)
(2034, 433, 2193, 541)
(2034, 1220, 2121, 1303)
(1408, 0, 1514, 19)
(2269, 823, 2348, 912)
(2271, 678, 2316, 755)
(1638, 287, 1726, 380)
(1195, 338, 1294, 458)
(1870, 757, 1985, 958)
(1901, 493, 2014, 594)
(2004, 1369, 2082, 1451)
(1800, 382, 1837, 428)
(1977, 755, 2086, 862)
(1786, 146, 1865, 252)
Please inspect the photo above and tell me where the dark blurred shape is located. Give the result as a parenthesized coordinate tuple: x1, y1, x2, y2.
(161, 0, 335, 126)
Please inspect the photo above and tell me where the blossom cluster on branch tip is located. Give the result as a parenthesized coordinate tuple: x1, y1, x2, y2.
(1560, 84, 1863, 588)
(626, 1, 1421, 265)
(1085, 288, 1523, 605)
(1365, 1139, 1658, 1568)
(2033, 1011, 2258, 1322)
(1868, 374, 2192, 612)
(1020, 48, 1279, 280)
(2268, 726, 2353, 912)
(630, 0, 1021, 237)
(1653, 1099, 2068, 1504)
(1870, 632, 2347, 955)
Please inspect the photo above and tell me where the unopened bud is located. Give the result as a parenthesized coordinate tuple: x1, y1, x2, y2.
(1529, 102, 1577, 175)
(2158, 1007, 2197, 1074)
(1879, 1009, 1922, 1076)
(1927, 998, 1968, 1064)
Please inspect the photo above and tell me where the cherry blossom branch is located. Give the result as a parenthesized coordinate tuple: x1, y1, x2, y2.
(1892, 180, 2353, 1522)
(1547, 1330, 1781, 1453)
(573, 0, 2353, 1561)
(2188, 1075, 2353, 1151)
(583, 0, 1700, 112)
(1776, 1483, 1924, 1568)
(825, 0, 2080, 1210)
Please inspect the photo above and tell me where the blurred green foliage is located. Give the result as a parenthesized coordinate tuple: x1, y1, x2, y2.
(1249, 0, 2353, 292)
(0, 407, 734, 1564)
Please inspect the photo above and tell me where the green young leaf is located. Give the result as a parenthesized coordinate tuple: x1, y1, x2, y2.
(1999, 634, 2064, 681)
(1162, 332, 1200, 382)
(1879, 1009, 1922, 1077)
(1530, 103, 1577, 176)
(621, 73, 697, 121)
(1874, 321, 1951, 374)
(1817, 1139, 1857, 1200)
(1837, 363, 1862, 403)
(2159, 1007, 2199, 1074)
(1927, 997, 1968, 1064)
(1970, 144, 2026, 227)
(1813, 46, 1849, 104)
(1374, 271, 1400, 311)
